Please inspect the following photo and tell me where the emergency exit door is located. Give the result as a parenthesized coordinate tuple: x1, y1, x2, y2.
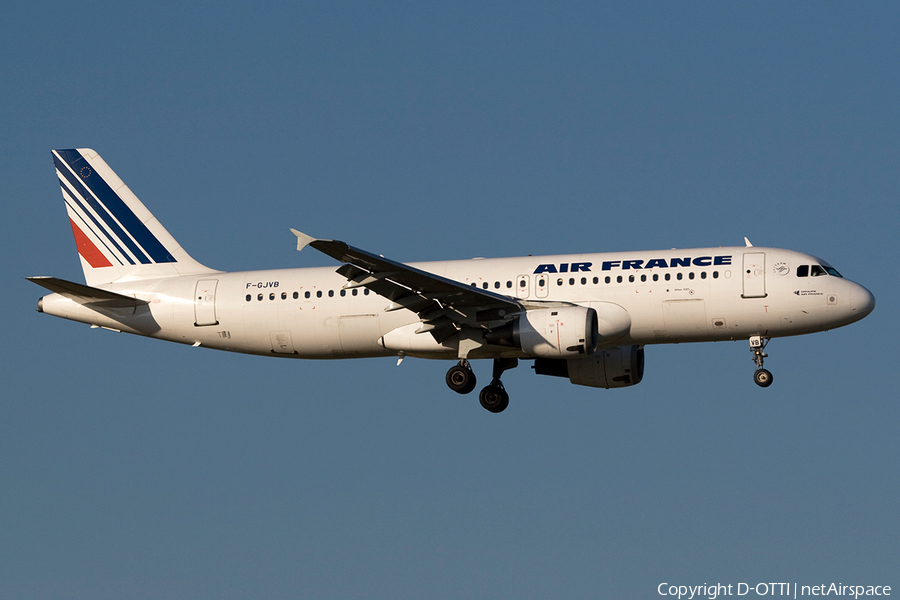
(516, 275, 530, 298)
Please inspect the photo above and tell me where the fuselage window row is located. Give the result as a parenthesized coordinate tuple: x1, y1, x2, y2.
(245, 288, 372, 302)
(244, 269, 729, 303)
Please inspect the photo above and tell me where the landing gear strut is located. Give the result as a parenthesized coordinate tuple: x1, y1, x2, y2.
(750, 335, 774, 388)
(446, 358, 518, 412)
(446, 360, 477, 395)
(479, 358, 518, 413)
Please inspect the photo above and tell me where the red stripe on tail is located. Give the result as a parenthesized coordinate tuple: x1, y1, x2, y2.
(69, 218, 112, 268)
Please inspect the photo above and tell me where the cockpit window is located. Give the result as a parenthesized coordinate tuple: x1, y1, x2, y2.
(798, 264, 842, 278)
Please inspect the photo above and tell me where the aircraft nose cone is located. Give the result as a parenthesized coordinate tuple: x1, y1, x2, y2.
(851, 284, 875, 319)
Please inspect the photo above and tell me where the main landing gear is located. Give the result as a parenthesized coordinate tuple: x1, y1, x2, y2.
(446, 359, 477, 395)
(750, 335, 774, 388)
(445, 358, 518, 413)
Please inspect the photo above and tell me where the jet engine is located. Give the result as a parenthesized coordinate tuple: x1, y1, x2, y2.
(485, 306, 598, 358)
(533, 345, 645, 388)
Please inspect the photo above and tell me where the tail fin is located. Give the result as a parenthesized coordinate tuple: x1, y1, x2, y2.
(52, 149, 218, 285)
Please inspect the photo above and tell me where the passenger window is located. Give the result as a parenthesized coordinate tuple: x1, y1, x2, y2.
(352, 289, 358, 296)
(281, 292, 287, 300)
(293, 291, 299, 299)
(316, 291, 322, 298)
(258, 294, 263, 301)
(269, 293, 275, 300)
(494, 281, 500, 289)
(557, 278, 563, 286)
(507, 281, 512, 288)
(665, 273, 671, 281)
(617, 275, 623, 283)
(811, 265, 827, 277)
(305, 291, 311, 299)
(519, 280, 526, 288)
(364, 289, 370, 295)
(605, 276, 611, 284)
(569, 278, 575, 285)
(689, 272, 695, 280)
(538, 278, 545, 287)
(340, 289, 346, 297)
(629, 275, 635, 283)
(652, 274, 659, 282)
(797, 265, 809, 277)
(483, 282, 488, 289)
(593, 277, 599, 284)
(245, 294, 251, 302)
(713, 271, 719, 279)
(640, 274, 647, 282)
(701, 272, 707, 279)
(677, 273, 683, 281)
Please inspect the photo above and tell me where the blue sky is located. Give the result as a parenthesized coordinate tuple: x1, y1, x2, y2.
(2, 2, 898, 598)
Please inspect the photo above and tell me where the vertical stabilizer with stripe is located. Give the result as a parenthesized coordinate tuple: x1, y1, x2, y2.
(53, 148, 218, 286)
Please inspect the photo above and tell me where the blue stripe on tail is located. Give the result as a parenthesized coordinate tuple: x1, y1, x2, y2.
(57, 169, 135, 265)
(53, 150, 176, 264)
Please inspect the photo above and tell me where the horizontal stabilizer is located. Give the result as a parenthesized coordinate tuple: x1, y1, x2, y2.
(27, 276, 148, 308)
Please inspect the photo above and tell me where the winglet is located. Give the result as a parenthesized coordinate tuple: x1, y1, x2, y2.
(290, 229, 317, 251)
(744, 237, 753, 247)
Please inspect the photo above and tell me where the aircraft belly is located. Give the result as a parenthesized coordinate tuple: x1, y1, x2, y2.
(275, 304, 340, 358)
(278, 304, 390, 359)
(663, 299, 710, 341)
(338, 314, 385, 356)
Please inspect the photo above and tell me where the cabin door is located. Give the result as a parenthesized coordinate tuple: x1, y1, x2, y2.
(742, 253, 767, 298)
(194, 280, 219, 326)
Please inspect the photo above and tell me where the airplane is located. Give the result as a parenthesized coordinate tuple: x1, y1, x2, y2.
(29, 148, 876, 412)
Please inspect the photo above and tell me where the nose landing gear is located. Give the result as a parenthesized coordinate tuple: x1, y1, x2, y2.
(750, 335, 774, 388)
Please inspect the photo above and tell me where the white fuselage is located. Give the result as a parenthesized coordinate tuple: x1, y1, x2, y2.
(38, 246, 875, 361)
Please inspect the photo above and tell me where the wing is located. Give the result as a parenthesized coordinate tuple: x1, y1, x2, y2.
(291, 230, 523, 343)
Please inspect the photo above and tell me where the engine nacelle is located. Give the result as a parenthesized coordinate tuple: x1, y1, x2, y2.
(534, 345, 645, 389)
(486, 306, 598, 358)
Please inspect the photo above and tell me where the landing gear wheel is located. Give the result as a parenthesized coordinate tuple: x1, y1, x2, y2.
(754, 368, 773, 388)
(749, 336, 774, 388)
(446, 362, 477, 395)
(479, 384, 509, 413)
